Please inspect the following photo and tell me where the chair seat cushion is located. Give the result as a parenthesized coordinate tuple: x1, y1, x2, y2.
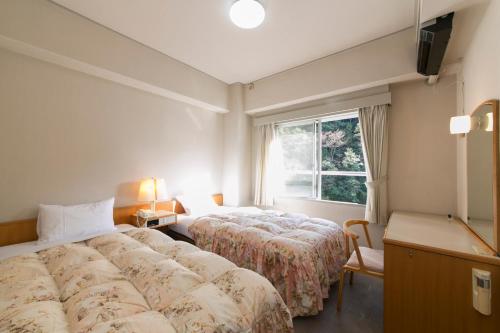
(346, 247, 384, 273)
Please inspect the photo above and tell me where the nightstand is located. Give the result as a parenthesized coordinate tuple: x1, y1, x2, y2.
(132, 210, 177, 229)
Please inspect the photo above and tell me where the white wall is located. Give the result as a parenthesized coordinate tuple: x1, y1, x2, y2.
(0, 0, 233, 223)
(244, 28, 420, 114)
(222, 84, 253, 206)
(457, 0, 500, 222)
(388, 76, 458, 217)
(0, 0, 228, 112)
(462, 0, 500, 114)
(0, 47, 224, 222)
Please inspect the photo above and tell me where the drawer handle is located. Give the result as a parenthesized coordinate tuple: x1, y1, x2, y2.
(408, 249, 415, 258)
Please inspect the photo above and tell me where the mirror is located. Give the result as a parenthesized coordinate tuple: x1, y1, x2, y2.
(467, 99, 499, 251)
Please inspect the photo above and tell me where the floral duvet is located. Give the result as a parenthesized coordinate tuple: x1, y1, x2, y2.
(0, 228, 293, 333)
(188, 211, 347, 317)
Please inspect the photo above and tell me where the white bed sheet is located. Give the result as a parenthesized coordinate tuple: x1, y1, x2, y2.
(169, 214, 196, 238)
(169, 206, 262, 239)
(0, 223, 136, 260)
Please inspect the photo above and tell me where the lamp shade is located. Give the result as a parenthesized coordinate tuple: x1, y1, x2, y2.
(138, 178, 155, 202)
(138, 178, 168, 202)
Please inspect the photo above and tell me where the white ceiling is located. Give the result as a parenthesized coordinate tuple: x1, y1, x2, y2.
(52, 0, 482, 84)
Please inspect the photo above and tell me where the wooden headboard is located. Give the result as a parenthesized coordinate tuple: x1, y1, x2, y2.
(0, 193, 223, 247)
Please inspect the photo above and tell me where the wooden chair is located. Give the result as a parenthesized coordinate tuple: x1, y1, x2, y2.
(337, 219, 384, 311)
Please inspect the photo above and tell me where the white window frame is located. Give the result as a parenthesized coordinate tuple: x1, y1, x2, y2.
(278, 110, 367, 204)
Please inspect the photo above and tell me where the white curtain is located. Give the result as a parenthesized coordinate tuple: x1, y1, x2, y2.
(359, 104, 389, 224)
(254, 124, 282, 206)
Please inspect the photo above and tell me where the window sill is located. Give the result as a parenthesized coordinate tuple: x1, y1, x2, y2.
(276, 196, 366, 208)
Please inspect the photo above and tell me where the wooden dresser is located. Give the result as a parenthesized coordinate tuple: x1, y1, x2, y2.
(384, 212, 500, 333)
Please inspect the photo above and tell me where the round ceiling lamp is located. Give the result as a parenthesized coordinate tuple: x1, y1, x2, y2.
(229, 0, 266, 29)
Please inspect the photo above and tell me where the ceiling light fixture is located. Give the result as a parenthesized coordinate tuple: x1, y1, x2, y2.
(230, 0, 265, 29)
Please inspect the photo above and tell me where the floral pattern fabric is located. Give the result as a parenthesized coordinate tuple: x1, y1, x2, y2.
(0, 228, 293, 332)
(188, 211, 346, 317)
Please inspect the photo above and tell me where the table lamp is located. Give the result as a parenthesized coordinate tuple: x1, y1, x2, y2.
(138, 177, 167, 213)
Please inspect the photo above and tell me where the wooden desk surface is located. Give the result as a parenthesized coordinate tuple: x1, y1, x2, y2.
(384, 211, 498, 263)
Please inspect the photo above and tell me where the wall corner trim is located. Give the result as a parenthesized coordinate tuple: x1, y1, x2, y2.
(0, 34, 229, 114)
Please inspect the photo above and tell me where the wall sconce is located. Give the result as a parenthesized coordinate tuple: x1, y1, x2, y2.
(450, 113, 493, 135)
(450, 115, 477, 135)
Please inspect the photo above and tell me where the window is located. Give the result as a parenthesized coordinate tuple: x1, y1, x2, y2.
(278, 120, 315, 198)
(277, 111, 367, 204)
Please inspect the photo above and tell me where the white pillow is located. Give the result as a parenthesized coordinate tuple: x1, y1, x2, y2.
(37, 198, 116, 243)
(176, 194, 218, 216)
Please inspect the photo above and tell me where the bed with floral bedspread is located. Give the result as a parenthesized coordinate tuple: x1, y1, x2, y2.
(188, 210, 347, 317)
(0, 228, 293, 332)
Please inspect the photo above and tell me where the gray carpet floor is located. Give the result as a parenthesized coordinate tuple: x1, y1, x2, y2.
(293, 273, 383, 333)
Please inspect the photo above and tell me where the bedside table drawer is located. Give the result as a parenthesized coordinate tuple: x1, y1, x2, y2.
(133, 210, 177, 229)
(158, 215, 176, 225)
